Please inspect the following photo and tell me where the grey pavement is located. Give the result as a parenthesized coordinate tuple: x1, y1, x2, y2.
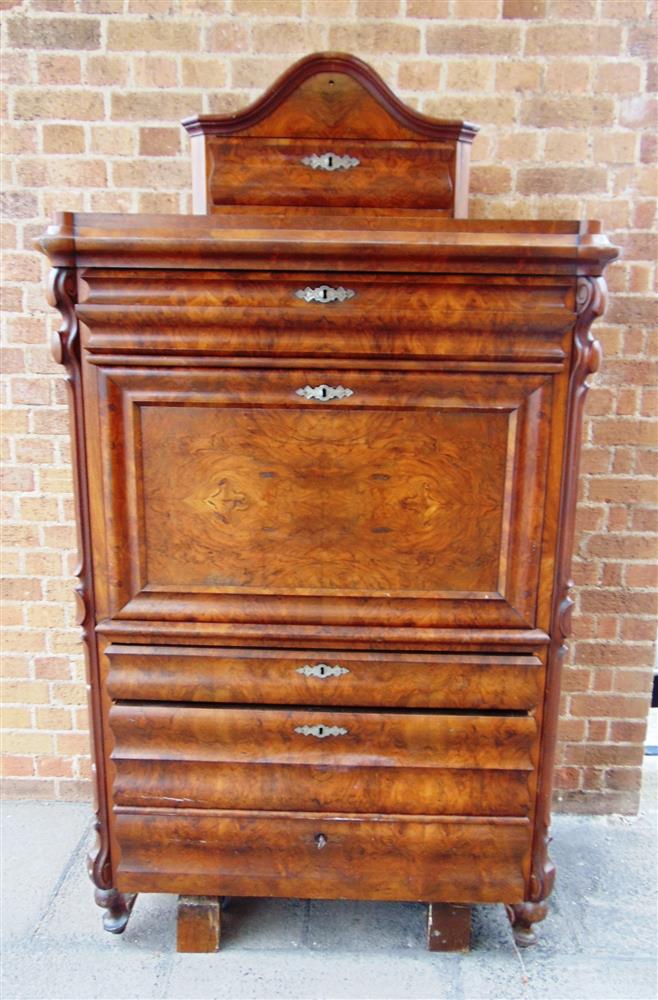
(1, 759, 656, 1000)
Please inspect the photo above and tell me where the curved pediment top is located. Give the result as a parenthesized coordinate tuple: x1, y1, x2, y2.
(182, 52, 479, 143)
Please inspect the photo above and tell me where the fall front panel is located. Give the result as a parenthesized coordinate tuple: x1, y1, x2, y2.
(94, 367, 552, 628)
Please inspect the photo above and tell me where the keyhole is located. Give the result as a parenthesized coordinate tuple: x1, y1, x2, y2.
(315, 833, 327, 849)
(326, 154, 334, 168)
(317, 724, 325, 736)
(319, 664, 327, 677)
(328, 79, 335, 86)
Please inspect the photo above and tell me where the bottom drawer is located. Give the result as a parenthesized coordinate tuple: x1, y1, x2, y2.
(114, 809, 529, 903)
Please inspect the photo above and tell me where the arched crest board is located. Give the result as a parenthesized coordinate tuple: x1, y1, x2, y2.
(182, 53, 478, 216)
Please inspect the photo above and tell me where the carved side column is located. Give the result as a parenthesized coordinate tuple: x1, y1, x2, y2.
(48, 265, 136, 933)
(508, 275, 607, 948)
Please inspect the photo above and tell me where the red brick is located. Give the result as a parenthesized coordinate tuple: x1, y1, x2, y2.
(581, 767, 604, 790)
(107, 19, 199, 51)
(592, 668, 613, 691)
(0, 756, 35, 778)
(613, 669, 654, 694)
(570, 694, 650, 719)
(609, 721, 647, 743)
(521, 97, 615, 128)
(554, 766, 581, 790)
(587, 534, 656, 560)
(595, 62, 643, 95)
(574, 642, 655, 668)
(405, 0, 450, 13)
(581, 589, 656, 616)
(604, 768, 643, 792)
(587, 719, 608, 741)
(14, 88, 104, 121)
(6, 14, 100, 49)
(625, 565, 658, 590)
(518, 167, 607, 195)
(565, 743, 645, 766)
(630, 507, 658, 532)
(588, 477, 657, 503)
(525, 23, 621, 56)
(139, 127, 181, 157)
(357, 0, 401, 15)
(330, 23, 420, 54)
(427, 24, 521, 54)
(503, 0, 546, 16)
(37, 54, 81, 85)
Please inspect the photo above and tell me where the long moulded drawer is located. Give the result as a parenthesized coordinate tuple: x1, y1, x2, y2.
(79, 271, 573, 365)
(109, 704, 537, 816)
(106, 645, 544, 711)
(207, 137, 455, 211)
(114, 809, 530, 903)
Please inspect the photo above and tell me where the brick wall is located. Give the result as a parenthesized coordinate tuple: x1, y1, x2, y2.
(1, 0, 656, 812)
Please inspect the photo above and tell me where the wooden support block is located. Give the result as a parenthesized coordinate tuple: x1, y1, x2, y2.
(427, 903, 471, 952)
(176, 895, 221, 953)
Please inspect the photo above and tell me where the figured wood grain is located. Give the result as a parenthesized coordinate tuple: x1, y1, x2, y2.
(206, 137, 455, 211)
(182, 54, 477, 217)
(38, 212, 617, 274)
(77, 270, 573, 365)
(115, 809, 529, 903)
(182, 53, 479, 143)
(109, 704, 537, 771)
(112, 760, 532, 817)
(106, 646, 544, 710)
(97, 366, 551, 630)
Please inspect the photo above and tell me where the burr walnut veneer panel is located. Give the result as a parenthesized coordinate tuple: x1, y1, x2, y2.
(106, 646, 543, 709)
(95, 366, 551, 629)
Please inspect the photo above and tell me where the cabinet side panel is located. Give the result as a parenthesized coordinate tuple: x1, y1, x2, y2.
(48, 267, 112, 890)
(528, 276, 608, 904)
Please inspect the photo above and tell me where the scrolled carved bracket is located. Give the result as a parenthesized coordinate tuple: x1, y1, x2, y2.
(574, 275, 606, 384)
(47, 267, 79, 369)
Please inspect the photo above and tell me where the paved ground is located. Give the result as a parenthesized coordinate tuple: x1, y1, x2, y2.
(1, 759, 656, 1000)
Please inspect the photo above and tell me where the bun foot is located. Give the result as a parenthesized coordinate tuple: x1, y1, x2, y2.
(94, 888, 137, 934)
(506, 900, 548, 948)
(427, 903, 471, 952)
(177, 895, 221, 953)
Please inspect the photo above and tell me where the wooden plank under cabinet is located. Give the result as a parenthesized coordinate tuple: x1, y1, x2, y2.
(37, 52, 618, 952)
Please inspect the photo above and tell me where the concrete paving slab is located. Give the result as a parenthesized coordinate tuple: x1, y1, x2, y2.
(1, 759, 656, 1000)
(220, 897, 308, 951)
(305, 899, 426, 951)
(0, 800, 88, 944)
(460, 953, 658, 1000)
(164, 949, 462, 1000)
(1, 943, 171, 1000)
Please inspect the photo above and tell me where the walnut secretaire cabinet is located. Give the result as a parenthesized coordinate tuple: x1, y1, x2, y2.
(38, 54, 618, 953)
